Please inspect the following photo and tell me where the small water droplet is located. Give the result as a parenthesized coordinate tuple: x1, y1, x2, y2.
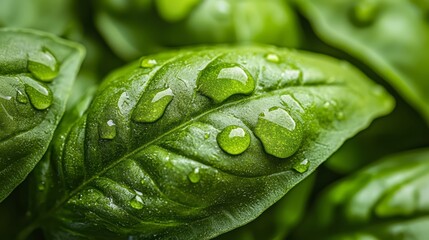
(132, 88, 174, 123)
(118, 92, 131, 115)
(254, 107, 303, 158)
(350, 0, 379, 27)
(78, 194, 83, 200)
(217, 125, 251, 155)
(141, 58, 157, 68)
(336, 111, 345, 120)
(24, 80, 53, 110)
(197, 63, 255, 103)
(293, 159, 310, 173)
(265, 53, 280, 63)
(130, 195, 144, 209)
(16, 89, 28, 103)
(204, 133, 210, 139)
(27, 48, 59, 82)
(99, 119, 117, 140)
(188, 168, 201, 183)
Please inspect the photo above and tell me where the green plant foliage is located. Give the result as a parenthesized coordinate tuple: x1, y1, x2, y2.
(296, 148, 429, 240)
(295, 0, 429, 124)
(95, 0, 301, 59)
(0, 28, 85, 202)
(24, 46, 392, 239)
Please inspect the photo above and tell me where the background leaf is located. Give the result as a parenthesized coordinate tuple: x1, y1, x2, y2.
(0, 28, 85, 202)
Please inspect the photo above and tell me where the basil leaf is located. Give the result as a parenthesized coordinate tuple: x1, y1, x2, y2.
(215, 174, 315, 240)
(295, 0, 429, 124)
(297, 148, 429, 240)
(0, 28, 85, 202)
(28, 46, 392, 239)
(95, 0, 301, 60)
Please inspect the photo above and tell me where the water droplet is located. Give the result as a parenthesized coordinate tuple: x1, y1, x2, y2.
(350, 0, 379, 27)
(293, 159, 310, 173)
(188, 168, 201, 183)
(197, 63, 255, 103)
(204, 133, 210, 139)
(27, 48, 59, 82)
(118, 92, 131, 115)
(254, 107, 303, 158)
(336, 111, 345, 120)
(141, 58, 157, 68)
(99, 119, 117, 140)
(24, 81, 53, 110)
(16, 89, 28, 103)
(265, 53, 280, 63)
(132, 88, 174, 123)
(217, 125, 251, 155)
(130, 195, 144, 209)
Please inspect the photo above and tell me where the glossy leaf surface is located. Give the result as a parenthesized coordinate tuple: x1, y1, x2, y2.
(28, 46, 393, 239)
(295, 0, 429, 123)
(0, 28, 85, 202)
(297, 148, 429, 240)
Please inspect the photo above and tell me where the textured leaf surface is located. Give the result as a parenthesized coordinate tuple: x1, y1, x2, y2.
(295, 0, 429, 123)
(0, 28, 85, 202)
(297, 148, 429, 240)
(95, 0, 301, 59)
(29, 46, 393, 239)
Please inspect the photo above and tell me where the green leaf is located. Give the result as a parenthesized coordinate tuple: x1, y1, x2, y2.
(95, 0, 302, 60)
(295, 0, 429, 124)
(0, 0, 74, 36)
(28, 46, 392, 239)
(296, 148, 429, 240)
(0, 28, 85, 202)
(215, 174, 315, 240)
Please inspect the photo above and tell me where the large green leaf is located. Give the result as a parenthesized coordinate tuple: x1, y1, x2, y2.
(295, 0, 429, 124)
(26, 46, 392, 239)
(95, 0, 301, 60)
(0, 28, 85, 202)
(296, 148, 429, 240)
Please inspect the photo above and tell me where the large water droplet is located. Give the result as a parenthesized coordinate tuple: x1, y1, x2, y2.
(265, 53, 280, 63)
(16, 89, 28, 104)
(99, 119, 117, 140)
(197, 63, 255, 103)
(188, 168, 201, 183)
(141, 58, 157, 68)
(130, 195, 144, 209)
(254, 107, 303, 158)
(24, 80, 53, 110)
(350, 0, 379, 27)
(27, 48, 59, 82)
(293, 159, 310, 173)
(132, 88, 174, 123)
(217, 125, 251, 155)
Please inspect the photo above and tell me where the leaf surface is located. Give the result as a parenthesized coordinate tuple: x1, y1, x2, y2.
(29, 46, 393, 239)
(0, 28, 85, 202)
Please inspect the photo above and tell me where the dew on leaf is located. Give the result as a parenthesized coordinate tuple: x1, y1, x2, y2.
(132, 88, 174, 123)
(188, 168, 201, 183)
(264, 53, 280, 63)
(293, 159, 310, 173)
(24, 80, 53, 110)
(27, 48, 59, 82)
(254, 107, 303, 158)
(16, 89, 28, 103)
(197, 63, 255, 103)
(217, 125, 251, 155)
(130, 195, 144, 209)
(99, 119, 117, 140)
(141, 58, 157, 68)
